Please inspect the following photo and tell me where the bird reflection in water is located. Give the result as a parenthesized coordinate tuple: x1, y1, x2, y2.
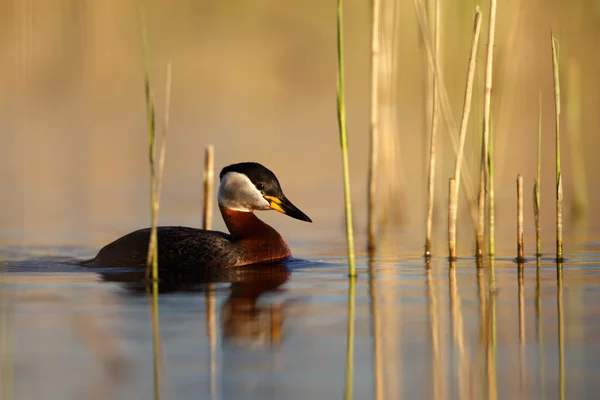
(220, 264, 288, 348)
(98, 263, 290, 348)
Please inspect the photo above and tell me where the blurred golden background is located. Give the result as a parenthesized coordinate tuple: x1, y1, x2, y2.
(1, 0, 599, 254)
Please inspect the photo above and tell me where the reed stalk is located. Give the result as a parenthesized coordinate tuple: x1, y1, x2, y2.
(142, 16, 158, 281)
(141, 15, 168, 399)
(367, 0, 381, 253)
(484, 0, 498, 257)
(557, 175, 563, 261)
(448, 179, 457, 260)
(413, 0, 479, 229)
(203, 145, 215, 230)
(489, 250, 497, 293)
(201, 145, 217, 399)
(424, 0, 440, 258)
(534, 94, 542, 256)
(476, 174, 485, 257)
(344, 277, 356, 400)
(517, 174, 524, 262)
(142, 29, 171, 284)
(448, 7, 482, 261)
(488, 122, 495, 256)
(203, 145, 217, 398)
(551, 34, 563, 262)
(336, 0, 356, 277)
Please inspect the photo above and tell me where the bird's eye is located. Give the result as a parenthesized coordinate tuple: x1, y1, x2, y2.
(256, 183, 265, 191)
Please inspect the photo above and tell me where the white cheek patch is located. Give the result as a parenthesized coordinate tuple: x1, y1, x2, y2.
(218, 172, 271, 212)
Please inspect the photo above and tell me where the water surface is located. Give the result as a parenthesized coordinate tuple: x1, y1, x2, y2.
(2, 241, 600, 400)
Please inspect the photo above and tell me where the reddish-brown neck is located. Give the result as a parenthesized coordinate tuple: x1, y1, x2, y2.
(219, 205, 275, 239)
(219, 205, 291, 265)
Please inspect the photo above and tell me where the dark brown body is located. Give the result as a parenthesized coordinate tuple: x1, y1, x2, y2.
(82, 205, 291, 270)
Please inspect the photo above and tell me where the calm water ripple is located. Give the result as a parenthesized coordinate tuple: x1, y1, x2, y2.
(1, 247, 599, 400)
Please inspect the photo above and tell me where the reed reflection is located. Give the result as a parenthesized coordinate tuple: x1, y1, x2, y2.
(475, 265, 488, 399)
(448, 262, 470, 399)
(344, 277, 356, 400)
(536, 257, 546, 400)
(0, 259, 13, 400)
(518, 262, 526, 397)
(205, 284, 218, 400)
(557, 262, 565, 400)
(487, 257, 498, 400)
(426, 260, 446, 400)
(374, 239, 401, 399)
(148, 282, 162, 400)
(368, 255, 384, 400)
(476, 266, 488, 344)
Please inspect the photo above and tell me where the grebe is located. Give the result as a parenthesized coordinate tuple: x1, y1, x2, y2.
(83, 162, 312, 270)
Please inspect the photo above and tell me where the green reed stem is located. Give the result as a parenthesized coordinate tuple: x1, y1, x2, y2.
(142, 14, 164, 399)
(344, 277, 356, 400)
(489, 251, 497, 292)
(476, 171, 485, 257)
(534, 93, 542, 256)
(142, 14, 158, 282)
(488, 121, 495, 256)
(336, 0, 356, 277)
(551, 34, 563, 262)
